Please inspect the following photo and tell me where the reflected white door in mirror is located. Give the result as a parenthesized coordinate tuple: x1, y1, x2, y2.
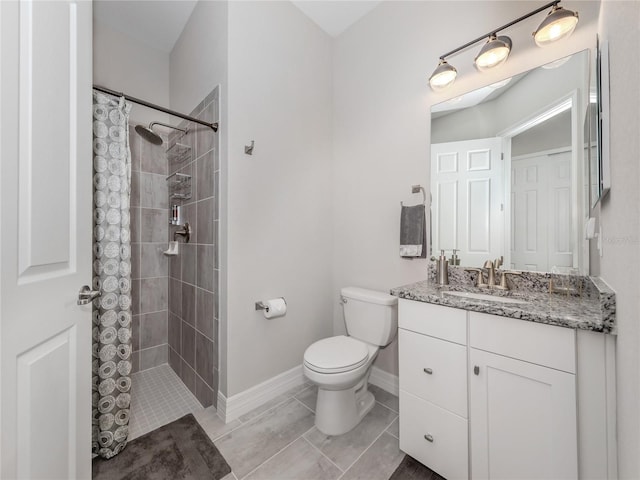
(431, 138, 503, 267)
(511, 148, 573, 271)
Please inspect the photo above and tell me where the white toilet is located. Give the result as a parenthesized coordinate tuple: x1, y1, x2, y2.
(303, 287, 398, 436)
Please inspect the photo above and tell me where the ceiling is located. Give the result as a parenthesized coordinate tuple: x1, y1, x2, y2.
(93, 1, 198, 53)
(93, 0, 382, 53)
(291, 1, 382, 37)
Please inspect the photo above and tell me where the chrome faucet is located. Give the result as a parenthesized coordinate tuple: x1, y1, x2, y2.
(483, 260, 497, 287)
(495, 270, 522, 290)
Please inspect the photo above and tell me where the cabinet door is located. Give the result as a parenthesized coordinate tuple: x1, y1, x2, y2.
(470, 348, 577, 480)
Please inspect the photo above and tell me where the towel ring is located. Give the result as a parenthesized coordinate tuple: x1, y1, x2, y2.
(401, 185, 426, 206)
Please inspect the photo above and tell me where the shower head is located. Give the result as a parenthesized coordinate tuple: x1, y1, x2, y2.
(135, 124, 163, 145)
(134, 122, 188, 145)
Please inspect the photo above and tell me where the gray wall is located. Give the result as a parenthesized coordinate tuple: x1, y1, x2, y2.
(596, 1, 640, 476)
(129, 126, 169, 372)
(167, 89, 220, 408)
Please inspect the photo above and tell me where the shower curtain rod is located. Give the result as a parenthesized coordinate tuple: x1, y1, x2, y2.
(93, 84, 218, 132)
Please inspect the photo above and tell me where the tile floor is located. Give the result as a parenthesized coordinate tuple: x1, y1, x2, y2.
(128, 364, 203, 440)
(129, 365, 409, 480)
(194, 382, 404, 480)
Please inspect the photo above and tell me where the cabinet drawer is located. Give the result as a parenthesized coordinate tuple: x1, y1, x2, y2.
(399, 391, 468, 480)
(399, 329, 467, 417)
(469, 312, 576, 373)
(398, 299, 467, 344)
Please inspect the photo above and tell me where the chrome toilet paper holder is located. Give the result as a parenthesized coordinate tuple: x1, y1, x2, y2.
(255, 297, 287, 312)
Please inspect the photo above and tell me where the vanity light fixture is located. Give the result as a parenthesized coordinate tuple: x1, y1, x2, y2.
(428, 0, 578, 91)
(428, 59, 457, 91)
(533, 4, 579, 47)
(474, 35, 512, 71)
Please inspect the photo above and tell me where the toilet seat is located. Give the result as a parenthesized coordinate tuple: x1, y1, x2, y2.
(304, 335, 369, 374)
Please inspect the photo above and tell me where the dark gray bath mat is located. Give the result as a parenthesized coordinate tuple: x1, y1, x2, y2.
(389, 455, 446, 480)
(92, 414, 231, 480)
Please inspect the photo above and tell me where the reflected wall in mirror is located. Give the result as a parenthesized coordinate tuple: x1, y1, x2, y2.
(430, 50, 592, 274)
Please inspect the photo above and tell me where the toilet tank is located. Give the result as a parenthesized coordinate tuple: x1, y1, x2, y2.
(341, 287, 398, 346)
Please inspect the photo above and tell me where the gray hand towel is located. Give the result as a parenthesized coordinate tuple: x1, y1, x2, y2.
(400, 204, 426, 258)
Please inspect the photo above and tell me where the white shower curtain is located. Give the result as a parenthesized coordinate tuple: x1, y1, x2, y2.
(92, 91, 133, 459)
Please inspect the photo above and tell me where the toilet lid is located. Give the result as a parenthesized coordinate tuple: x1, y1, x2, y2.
(304, 336, 369, 374)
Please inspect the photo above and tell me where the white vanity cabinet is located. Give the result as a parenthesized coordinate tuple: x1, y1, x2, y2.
(398, 299, 617, 480)
(469, 312, 577, 479)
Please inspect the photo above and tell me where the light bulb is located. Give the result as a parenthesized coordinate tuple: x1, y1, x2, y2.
(534, 5, 579, 47)
(429, 60, 457, 91)
(475, 35, 512, 71)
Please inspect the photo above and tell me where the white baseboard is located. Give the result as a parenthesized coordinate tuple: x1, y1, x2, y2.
(369, 366, 399, 397)
(217, 364, 398, 424)
(219, 365, 306, 423)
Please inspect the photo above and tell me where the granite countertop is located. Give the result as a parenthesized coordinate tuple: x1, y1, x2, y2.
(391, 268, 616, 334)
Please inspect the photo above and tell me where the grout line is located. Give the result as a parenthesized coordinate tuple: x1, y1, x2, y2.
(337, 415, 399, 479)
(294, 396, 316, 415)
(210, 419, 245, 442)
(211, 390, 305, 442)
(239, 425, 317, 480)
(234, 392, 299, 427)
(173, 278, 216, 295)
(135, 343, 169, 354)
(385, 420, 399, 440)
(374, 399, 399, 415)
(301, 436, 344, 474)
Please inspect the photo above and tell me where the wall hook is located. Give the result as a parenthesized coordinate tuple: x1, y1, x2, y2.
(245, 140, 254, 155)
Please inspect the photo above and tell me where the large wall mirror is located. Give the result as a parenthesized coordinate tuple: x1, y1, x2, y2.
(430, 49, 593, 274)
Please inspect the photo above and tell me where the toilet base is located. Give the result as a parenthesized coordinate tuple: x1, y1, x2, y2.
(314, 378, 375, 436)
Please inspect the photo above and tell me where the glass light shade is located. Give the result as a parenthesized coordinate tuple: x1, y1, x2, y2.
(429, 60, 457, 91)
(534, 6, 579, 47)
(475, 35, 512, 71)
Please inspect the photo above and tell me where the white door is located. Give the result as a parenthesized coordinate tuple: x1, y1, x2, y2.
(431, 138, 503, 267)
(510, 150, 573, 271)
(469, 348, 578, 480)
(0, 1, 92, 478)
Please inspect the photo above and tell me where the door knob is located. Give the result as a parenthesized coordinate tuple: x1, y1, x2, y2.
(77, 285, 101, 305)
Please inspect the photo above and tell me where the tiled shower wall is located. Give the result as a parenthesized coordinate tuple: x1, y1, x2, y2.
(167, 87, 220, 408)
(130, 128, 169, 373)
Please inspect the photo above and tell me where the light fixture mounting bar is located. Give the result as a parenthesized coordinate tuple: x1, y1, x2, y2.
(438, 0, 560, 60)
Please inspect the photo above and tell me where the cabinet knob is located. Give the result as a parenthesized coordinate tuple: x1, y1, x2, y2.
(474, 365, 480, 375)
(423, 367, 433, 375)
(424, 434, 434, 443)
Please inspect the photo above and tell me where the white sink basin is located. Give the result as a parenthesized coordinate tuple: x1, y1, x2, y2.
(442, 291, 528, 305)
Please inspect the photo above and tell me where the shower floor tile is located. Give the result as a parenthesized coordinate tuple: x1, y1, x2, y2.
(129, 363, 203, 440)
